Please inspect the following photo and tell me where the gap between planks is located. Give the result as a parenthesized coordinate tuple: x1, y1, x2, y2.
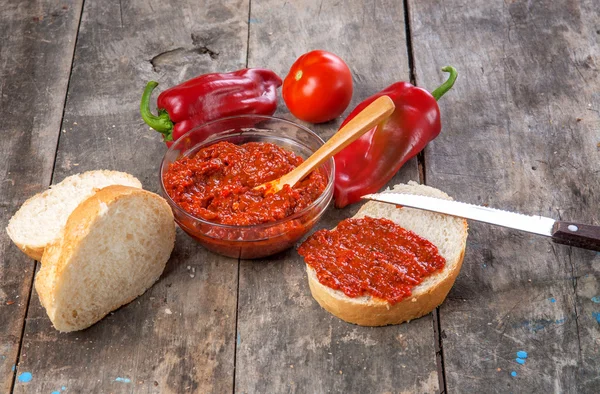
(232, 256, 242, 394)
(9, 265, 36, 393)
(233, 2, 252, 392)
(245, 0, 252, 69)
(9, 1, 87, 393)
(403, 0, 446, 392)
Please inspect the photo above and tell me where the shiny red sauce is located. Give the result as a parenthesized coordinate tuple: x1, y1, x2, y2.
(297, 216, 445, 304)
(163, 141, 327, 226)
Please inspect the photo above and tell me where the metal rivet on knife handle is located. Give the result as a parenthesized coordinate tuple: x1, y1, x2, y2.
(551, 221, 600, 252)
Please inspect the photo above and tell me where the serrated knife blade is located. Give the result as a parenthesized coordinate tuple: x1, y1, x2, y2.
(361, 192, 600, 251)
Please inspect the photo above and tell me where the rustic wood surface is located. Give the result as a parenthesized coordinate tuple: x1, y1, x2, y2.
(235, 1, 440, 393)
(410, 0, 600, 392)
(1, 0, 598, 393)
(0, 1, 83, 392)
(11, 0, 248, 393)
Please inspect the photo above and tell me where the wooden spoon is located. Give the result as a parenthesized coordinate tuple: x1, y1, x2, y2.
(256, 95, 395, 194)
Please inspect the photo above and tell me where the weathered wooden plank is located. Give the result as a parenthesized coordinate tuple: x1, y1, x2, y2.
(13, 0, 249, 393)
(0, 1, 83, 392)
(409, 0, 600, 392)
(236, 1, 440, 393)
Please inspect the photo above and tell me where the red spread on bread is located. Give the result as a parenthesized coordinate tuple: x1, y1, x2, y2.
(163, 141, 327, 225)
(298, 217, 446, 304)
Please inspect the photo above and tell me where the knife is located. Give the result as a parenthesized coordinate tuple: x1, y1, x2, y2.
(361, 193, 600, 252)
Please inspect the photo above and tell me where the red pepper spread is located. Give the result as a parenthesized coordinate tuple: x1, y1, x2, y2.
(298, 217, 446, 304)
(163, 141, 327, 225)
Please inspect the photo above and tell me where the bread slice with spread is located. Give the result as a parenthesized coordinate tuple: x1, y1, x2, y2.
(299, 181, 468, 326)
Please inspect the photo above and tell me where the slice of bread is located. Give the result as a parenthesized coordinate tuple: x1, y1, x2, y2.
(304, 181, 468, 326)
(6, 170, 142, 260)
(35, 185, 175, 332)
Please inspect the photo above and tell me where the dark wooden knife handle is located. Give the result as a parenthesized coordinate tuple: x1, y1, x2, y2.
(552, 221, 600, 252)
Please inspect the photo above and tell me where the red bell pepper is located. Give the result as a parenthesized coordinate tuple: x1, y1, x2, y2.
(140, 68, 282, 146)
(333, 66, 458, 208)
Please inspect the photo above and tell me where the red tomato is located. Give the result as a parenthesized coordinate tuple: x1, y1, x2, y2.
(283, 50, 353, 123)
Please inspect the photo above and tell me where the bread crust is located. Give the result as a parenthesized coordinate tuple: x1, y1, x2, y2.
(303, 181, 468, 326)
(35, 185, 175, 332)
(10, 242, 44, 261)
(307, 247, 466, 326)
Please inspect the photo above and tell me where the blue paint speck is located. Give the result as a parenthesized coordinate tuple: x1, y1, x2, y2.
(516, 358, 526, 365)
(482, 264, 487, 268)
(237, 332, 241, 346)
(592, 312, 600, 323)
(52, 391, 60, 394)
(18, 372, 32, 383)
(521, 317, 567, 332)
(511, 371, 517, 377)
(62, 386, 66, 390)
(591, 296, 600, 303)
(549, 298, 556, 303)
(516, 350, 528, 359)
(115, 377, 131, 383)
(11, 364, 15, 372)
(249, 18, 261, 24)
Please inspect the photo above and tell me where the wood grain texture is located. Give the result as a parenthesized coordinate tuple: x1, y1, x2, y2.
(13, 0, 248, 393)
(236, 1, 439, 393)
(0, 1, 83, 392)
(409, 0, 600, 392)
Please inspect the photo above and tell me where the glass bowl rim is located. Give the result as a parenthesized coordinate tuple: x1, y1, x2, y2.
(159, 114, 335, 232)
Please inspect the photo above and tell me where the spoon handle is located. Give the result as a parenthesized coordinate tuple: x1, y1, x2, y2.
(268, 95, 395, 192)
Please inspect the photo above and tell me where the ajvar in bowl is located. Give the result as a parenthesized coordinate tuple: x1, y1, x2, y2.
(159, 115, 334, 259)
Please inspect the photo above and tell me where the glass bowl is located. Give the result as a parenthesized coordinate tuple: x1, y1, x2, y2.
(159, 115, 334, 259)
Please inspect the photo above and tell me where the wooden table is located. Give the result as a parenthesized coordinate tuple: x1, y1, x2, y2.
(1, 0, 598, 392)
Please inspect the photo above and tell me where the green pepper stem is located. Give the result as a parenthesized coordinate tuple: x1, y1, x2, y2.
(431, 66, 458, 101)
(140, 81, 174, 140)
